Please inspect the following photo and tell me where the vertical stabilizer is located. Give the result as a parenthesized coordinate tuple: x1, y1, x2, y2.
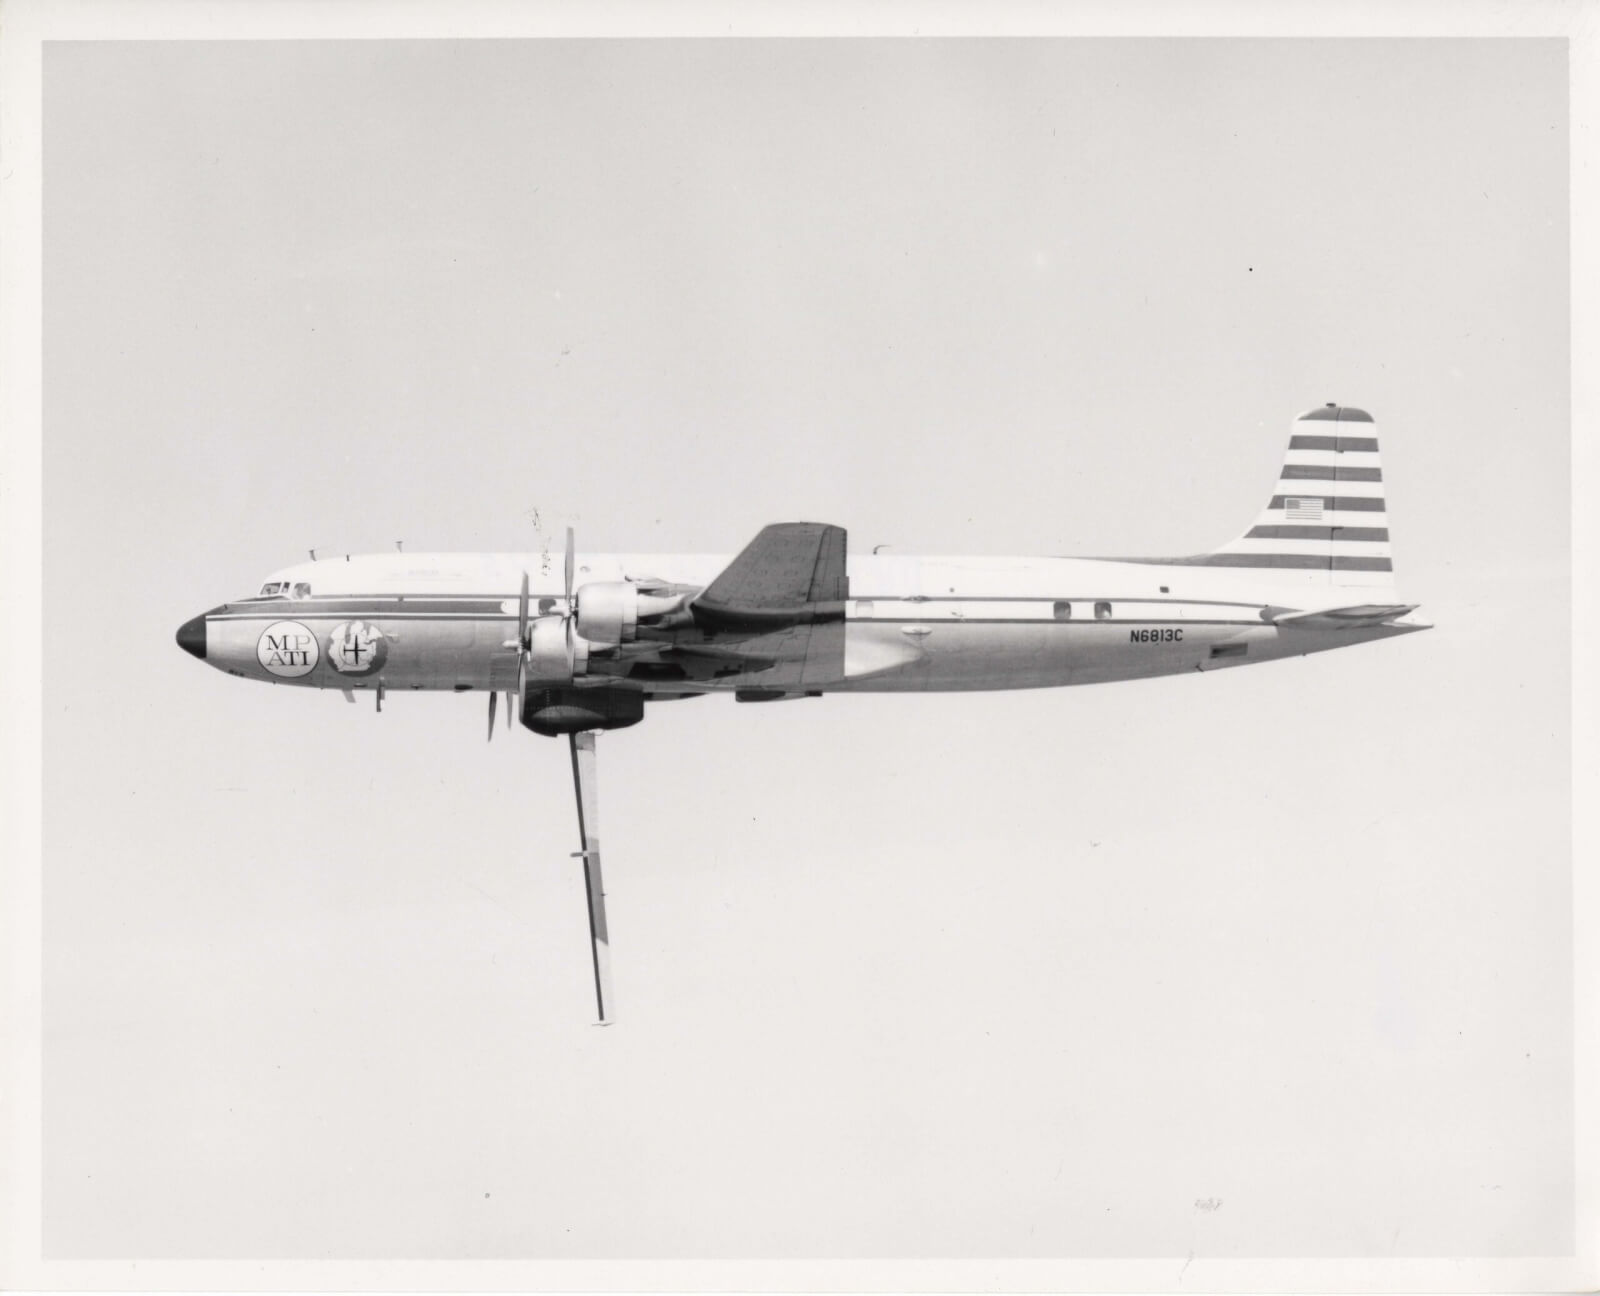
(1208, 404, 1397, 590)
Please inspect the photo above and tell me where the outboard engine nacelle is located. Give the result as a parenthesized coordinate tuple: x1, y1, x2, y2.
(574, 581, 638, 646)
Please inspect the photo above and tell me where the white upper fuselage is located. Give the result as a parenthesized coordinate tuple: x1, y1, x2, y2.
(189, 549, 1428, 696)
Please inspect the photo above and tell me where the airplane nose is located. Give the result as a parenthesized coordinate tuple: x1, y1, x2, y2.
(176, 614, 208, 660)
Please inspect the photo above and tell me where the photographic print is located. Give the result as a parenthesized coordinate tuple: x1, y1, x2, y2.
(2, 3, 1591, 1291)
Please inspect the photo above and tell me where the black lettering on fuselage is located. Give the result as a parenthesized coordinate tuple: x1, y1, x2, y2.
(1129, 627, 1183, 644)
(265, 631, 314, 665)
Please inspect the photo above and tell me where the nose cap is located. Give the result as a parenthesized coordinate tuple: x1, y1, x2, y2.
(176, 614, 208, 660)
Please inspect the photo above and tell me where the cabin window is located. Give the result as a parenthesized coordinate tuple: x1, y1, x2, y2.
(1094, 601, 1112, 620)
(855, 600, 875, 617)
(1052, 601, 1072, 620)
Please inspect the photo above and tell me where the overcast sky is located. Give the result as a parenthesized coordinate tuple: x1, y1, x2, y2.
(37, 35, 1570, 1267)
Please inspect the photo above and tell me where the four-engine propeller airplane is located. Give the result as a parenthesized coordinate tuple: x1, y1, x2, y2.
(177, 404, 1428, 1022)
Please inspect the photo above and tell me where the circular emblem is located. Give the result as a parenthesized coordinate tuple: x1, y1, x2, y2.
(256, 620, 319, 677)
(327, 620, 388, 676)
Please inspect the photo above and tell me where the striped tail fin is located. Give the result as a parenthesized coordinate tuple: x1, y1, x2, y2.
(1208, 403, 1396, 589)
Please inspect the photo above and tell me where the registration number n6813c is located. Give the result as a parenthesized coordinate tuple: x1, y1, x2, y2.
(1129, 627, 1183, 643)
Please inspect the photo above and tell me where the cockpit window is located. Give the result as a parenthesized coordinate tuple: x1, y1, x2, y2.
(258, 581, 289, 597)
(292, 582, 312, 599)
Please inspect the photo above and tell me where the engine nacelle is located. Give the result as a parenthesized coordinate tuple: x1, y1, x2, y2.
(522, 686, 645, 737)
(527, 615, 588, 682)
(575, 581, 638, 646)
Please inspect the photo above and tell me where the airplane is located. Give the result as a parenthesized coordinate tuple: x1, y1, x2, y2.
(176, 403, 1429, 1022)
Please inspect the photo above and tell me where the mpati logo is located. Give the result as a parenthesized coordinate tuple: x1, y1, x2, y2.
(257, 621, 318, 677)
(328, 621, 388, 676)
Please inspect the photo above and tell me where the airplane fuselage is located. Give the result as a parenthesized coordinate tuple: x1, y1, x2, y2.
(185, 550, 1426, 698)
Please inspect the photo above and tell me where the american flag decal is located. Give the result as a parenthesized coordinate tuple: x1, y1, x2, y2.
(1284, 496, 1325, 521)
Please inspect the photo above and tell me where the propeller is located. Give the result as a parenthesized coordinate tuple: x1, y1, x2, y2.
(517, 568, 532, 711)
(494, 535, 583, 739)
(563, 526, 578, 677)
(500, 570, 533, 739)
(564, 525, 576, 606)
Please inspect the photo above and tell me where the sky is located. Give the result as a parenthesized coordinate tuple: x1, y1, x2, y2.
(34, 34, 1571, 1267)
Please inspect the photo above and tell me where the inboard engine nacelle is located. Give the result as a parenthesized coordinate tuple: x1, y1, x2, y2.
(528, 615, 588, 679)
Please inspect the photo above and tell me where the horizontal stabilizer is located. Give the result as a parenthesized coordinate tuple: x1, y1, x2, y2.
(1271, 603, 1418, 630)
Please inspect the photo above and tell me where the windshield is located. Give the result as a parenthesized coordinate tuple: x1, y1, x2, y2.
(255, 579, 312, 599)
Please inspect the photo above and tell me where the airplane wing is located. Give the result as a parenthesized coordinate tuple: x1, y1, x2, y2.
(679, 522, 850, 690)
(691, 522, 849, 630)
(568, 731, 613, 1024)
(523, 524, 853, 1022)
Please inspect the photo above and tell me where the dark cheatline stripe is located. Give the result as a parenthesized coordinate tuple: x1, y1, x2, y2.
(1165, 553, 1393, 571)
(1280, 464, 1383, 482)
(851, 617, 1256, 626)
(1267, 494, 1386, 513)
(1287, 435, 1381, 453)
(1245, 525, 1390, 542)
(212, 613, 510, 623)
(220, 598, 509, 617)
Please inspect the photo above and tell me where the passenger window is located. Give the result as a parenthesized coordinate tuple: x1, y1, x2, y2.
(855, 600, 874, 617)
(1052, 601, 1072, 620)
(1094, 601, 1112, 620)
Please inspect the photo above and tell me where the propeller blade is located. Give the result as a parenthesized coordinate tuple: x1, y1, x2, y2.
(564, 526, 576, 604)
(518, 570, 530, 647)
(487, 690, 497, 741)
(505, 690, 515, 730)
